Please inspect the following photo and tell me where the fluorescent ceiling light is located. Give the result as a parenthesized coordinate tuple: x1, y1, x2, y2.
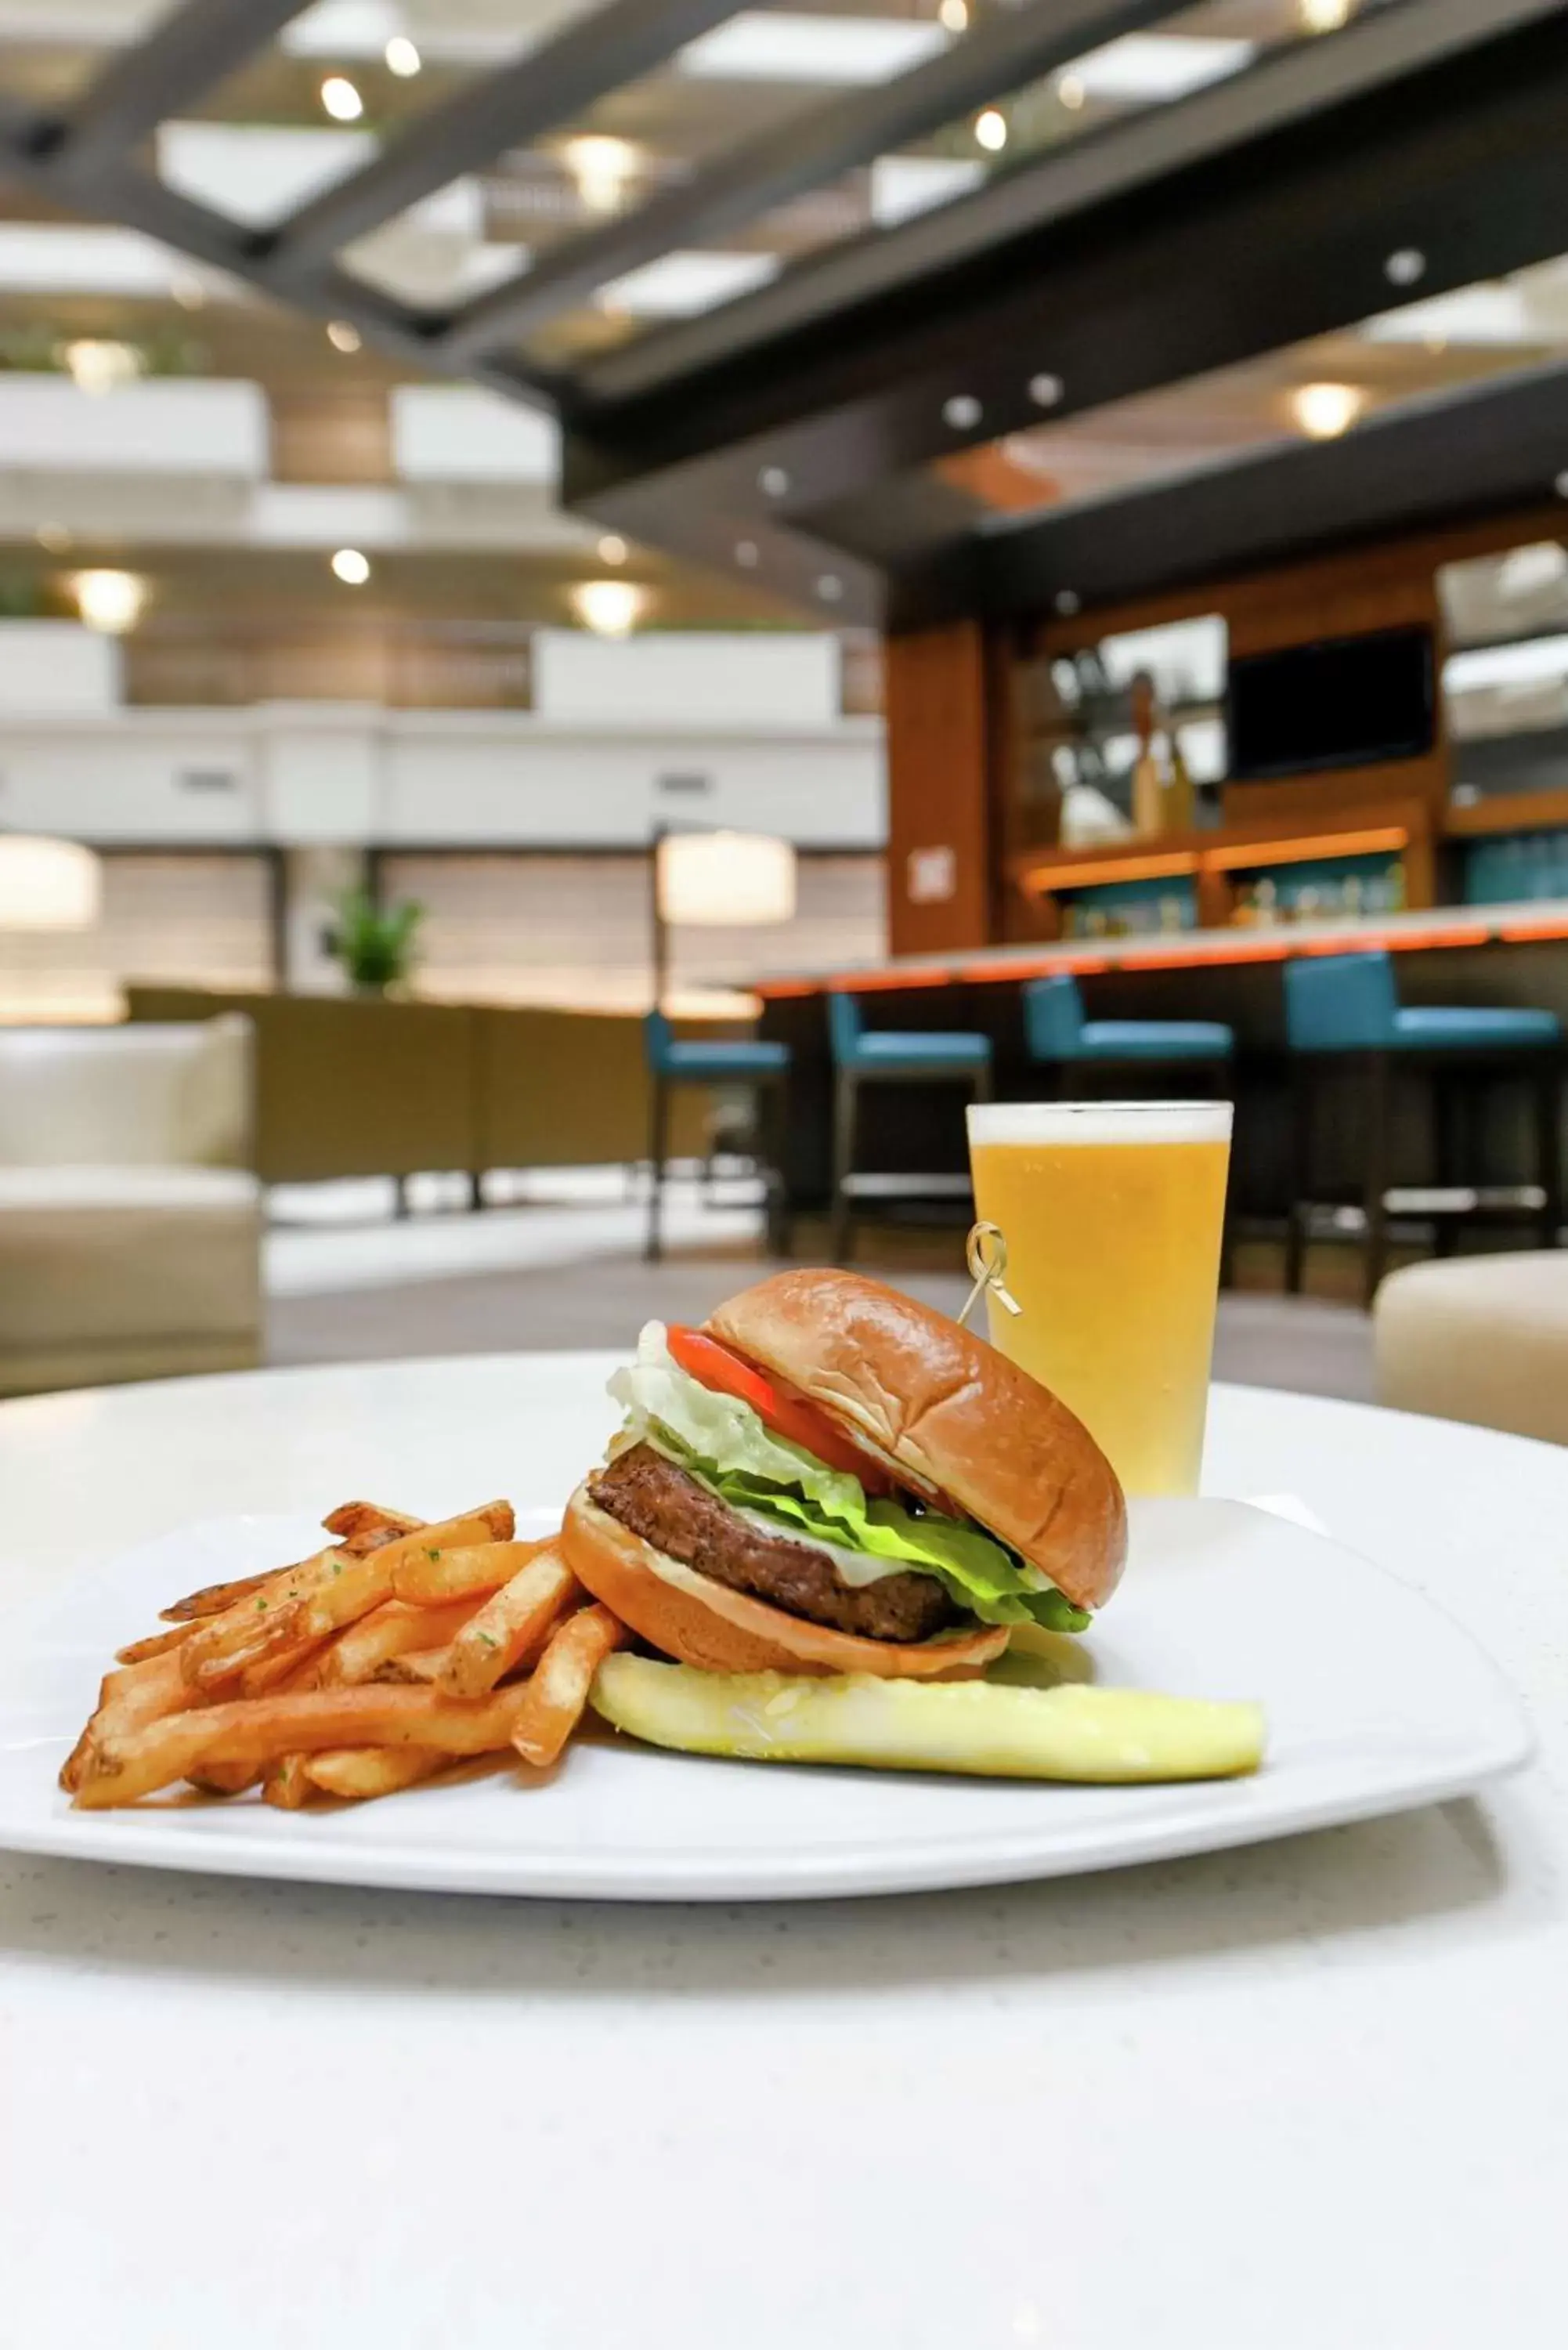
(1365, 285, 1534, 346)
(597, 249, 779, 319)
(679, 12, 948, 85)
(1060, 34, 1255, 105)
(1446, 634, 1568, 693)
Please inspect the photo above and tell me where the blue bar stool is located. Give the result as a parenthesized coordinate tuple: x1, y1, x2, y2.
(1283, 949, 1562, 1306)
(644, 1010, 792, 1264)
(1023, 974, 1234, 1097)
(829, 990, 992, 1263)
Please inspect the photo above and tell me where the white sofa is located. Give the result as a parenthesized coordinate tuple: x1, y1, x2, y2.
(1374, 1251, 1568, 1447)
(0, 1018, 261, 1397)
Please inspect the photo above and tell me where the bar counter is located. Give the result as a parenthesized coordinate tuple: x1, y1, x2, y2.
(753, 901, 1568, 1223)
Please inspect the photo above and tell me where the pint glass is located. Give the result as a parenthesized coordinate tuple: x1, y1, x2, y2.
(966, 1101, 1233, 1494)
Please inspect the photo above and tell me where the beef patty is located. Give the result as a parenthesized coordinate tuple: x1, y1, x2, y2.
(591, 1443, 956, 1643)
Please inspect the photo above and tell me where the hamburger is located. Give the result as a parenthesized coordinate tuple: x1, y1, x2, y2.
(562, 1269, 1126, 1681)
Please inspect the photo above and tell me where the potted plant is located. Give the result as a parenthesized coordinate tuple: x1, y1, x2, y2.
(323, 888, 425, 997)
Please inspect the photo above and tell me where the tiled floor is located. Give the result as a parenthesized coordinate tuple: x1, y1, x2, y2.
(265, 1175, 1378, 1403)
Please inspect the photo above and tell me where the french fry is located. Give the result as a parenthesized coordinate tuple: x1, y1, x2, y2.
(262, 1753, 317, 1810)
(60, 1644, 202, 1792)
(391, 1535, 538, 1607)
(188, 1761, 261, 1796)
(304, 1747, 443, 1802)
(377, 1647, 450, 1685)
(438, 1545, 579, 1700)
(509, 1604, 624, 1771)
(238, 1635, 334, 1698)
(177, 1547, 345, 1693)
(313, 1597, 476, 1687)
(179, 1508, 513, 1696)
(116, 1621, 197, 1666)
(159, 1569, 276, 1624)
(74, 1683, 534, 1810)
(321, 1500, 426, 1551)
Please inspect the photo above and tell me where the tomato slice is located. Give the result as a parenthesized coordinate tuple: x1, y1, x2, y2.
(666, 1326, 891, 1492)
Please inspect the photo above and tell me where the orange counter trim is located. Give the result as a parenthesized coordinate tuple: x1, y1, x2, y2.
(754, 910, 1566, 999)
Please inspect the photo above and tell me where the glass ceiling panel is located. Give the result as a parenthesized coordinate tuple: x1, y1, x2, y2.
(148, 2, 606, 235)
(334, 5, 968, 313)
(513, 0, 1375, 371)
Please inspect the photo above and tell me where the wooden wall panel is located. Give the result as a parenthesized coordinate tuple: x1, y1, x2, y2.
(884, 620, 995, 956)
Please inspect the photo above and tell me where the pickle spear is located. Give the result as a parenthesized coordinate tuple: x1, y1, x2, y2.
(591, 1655, 1265, 1783)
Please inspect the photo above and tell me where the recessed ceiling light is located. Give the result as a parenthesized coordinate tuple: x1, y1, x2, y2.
(61, 338, 142, 396)
(565, 135, 640, 217)
(678, 14, 948, 85)
(1057, 74, 1086, 110)
(1028, 371, 1064, 408)
(331, 548, 370, 585)
(974, 107, 1007, 153)
(1054, 591, 1081, 617)
(1385, 248, 1425, 287)
(735, 540, 760, 568)
(572, 579, 643, 637)
(1292, 381, 1364, 439)
(326, 319, 362, 353)
(320, 76, 363, 123)
(938, 0, 969, 31)
(943, 394, 981, 430)
(759, 465, 790, 497)
(816, 575, 844, 603)
(596, 533, 629, 566)
(385, 36, 421, 78)
(74, 569, 145, 633)
(1060, 34, 1254, 106)
(1299, 0, 1353, 31)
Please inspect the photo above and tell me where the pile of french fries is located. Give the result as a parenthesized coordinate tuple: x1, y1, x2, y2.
(63, 1499, 625, 1810)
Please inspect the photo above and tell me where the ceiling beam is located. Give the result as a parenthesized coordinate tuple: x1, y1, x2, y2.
(558, 0, 1568, 625)
(0, 105, 549, 407)
(439, 0, 1177, 362)
(28, 0, 315, 179)
(260, 0, 754, 282)
(577, 0, 1560, 411)
(973, 356, 1568, 628)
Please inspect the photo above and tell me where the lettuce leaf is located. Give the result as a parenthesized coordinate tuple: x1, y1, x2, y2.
(609, 1324, 1090, 1633)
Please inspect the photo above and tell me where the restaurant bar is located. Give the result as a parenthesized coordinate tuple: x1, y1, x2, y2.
(758, 521, 1568, 1292)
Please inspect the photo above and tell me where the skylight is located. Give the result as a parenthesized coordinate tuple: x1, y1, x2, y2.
(677, 12, 950, 86)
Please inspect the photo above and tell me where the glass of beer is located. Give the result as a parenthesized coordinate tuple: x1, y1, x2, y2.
(966, 1101, 1232, 1495)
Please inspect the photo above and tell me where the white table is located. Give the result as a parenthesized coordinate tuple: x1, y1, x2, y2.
(1, 1357, 1564, 2350)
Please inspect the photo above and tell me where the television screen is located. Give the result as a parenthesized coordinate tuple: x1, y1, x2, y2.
(1225, 625, 1436, 781)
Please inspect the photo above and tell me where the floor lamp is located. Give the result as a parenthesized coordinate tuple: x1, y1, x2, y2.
(650, 827, 797, 1016)
(647, 827, 798, 1220)
(0, 837, 103, 1020)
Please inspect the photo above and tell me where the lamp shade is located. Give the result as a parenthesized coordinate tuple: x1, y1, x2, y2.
(0, 836, 102, 931)
(657, 830, 797, 927)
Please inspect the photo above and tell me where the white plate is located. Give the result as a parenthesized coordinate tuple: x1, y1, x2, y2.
(0, 1497, 1530, 1901)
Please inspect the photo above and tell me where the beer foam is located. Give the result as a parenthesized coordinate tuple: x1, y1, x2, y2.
(967, 1101, 1233, 1147)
